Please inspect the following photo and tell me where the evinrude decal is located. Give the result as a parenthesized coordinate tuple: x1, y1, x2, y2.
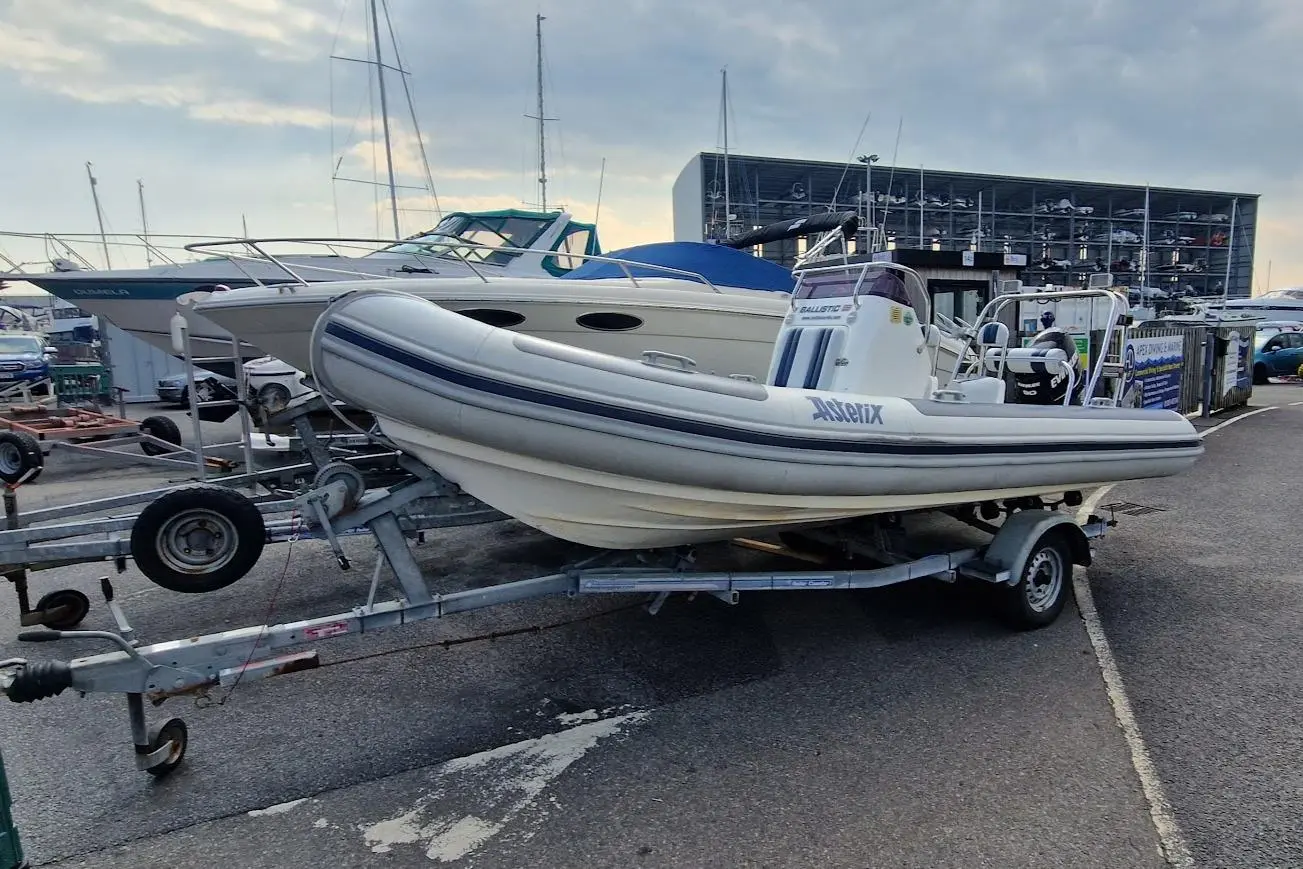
(807, 396, 884, 425)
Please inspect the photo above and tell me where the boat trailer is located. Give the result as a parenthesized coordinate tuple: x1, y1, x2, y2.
(0, 446, 1114, 777)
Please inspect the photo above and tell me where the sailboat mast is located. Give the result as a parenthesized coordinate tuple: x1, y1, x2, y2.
(721, 68, 731, 239)
(595, 156, 606, 224)
(85, 162, 111, 268)
(137, 179, 152, 267)
(535, 13, 548, 212)
(369, 0, 401, 238)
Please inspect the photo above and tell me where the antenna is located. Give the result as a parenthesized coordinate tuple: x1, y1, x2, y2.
(368, 0, 401, 237)
(1221, 197, 1238, 302)
(595, 156, 607, 225)
(523, 14, 557, 212)
(137, 179, 152, 267)
(721, 67, 731, 238)
(829, 108, 871, 209)
(85, 161, 111, 269)
(875, 116, 904, 238)
(1140, 184, 1150, 290)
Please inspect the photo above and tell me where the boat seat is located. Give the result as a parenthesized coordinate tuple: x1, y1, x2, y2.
(983, 346, 1070, 376)
(978, 322, 1009, 348)
(952, 376, 1006, 404)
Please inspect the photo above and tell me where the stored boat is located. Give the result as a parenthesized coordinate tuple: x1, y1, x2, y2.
(185, 240, 800, 379)
(309, 261, 1203, 550)
(10, 209, 599, 362)
(187, 213, 964, 389)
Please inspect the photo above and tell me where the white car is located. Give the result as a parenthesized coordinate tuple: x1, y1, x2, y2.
(1166, 211, 1198, 221)
(243, 356, 313, 415)
(1094, 229, 1140, 243)
(1115, 208, 1146, 219)
(1199, 212, 1229, 222)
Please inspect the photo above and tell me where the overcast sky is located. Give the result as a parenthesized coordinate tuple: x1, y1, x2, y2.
(1, 0, 1299, 293)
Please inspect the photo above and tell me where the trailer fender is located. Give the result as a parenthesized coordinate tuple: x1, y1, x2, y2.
(981, 510, 1092, 586)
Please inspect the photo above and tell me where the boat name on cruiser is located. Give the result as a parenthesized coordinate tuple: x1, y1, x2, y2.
(807, 396, 883, 425)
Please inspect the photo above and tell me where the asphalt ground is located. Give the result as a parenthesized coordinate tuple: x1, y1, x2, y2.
(0, 388, 1297, 868)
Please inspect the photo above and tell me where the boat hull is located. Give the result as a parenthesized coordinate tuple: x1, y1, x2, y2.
(311, 289, 1203, 550)
(194, 276, 795, 380)
(20, 252, 536, 363)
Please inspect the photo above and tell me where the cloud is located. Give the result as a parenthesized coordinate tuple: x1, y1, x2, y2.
(1, 0, 1300, 293)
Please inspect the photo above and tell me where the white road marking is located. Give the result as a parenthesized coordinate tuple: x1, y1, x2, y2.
(1070, 403, 1283, 866)
(247, 798, 310, 818)
(1197, 405, 1278, 438)
(358, 710, 647, 862)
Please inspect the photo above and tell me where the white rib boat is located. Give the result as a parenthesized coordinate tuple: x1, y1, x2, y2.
(309, 261, 1203, 550)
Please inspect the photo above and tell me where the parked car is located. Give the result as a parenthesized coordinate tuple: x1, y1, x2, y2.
(244, 356, 313, 414)
(1253, 329, 1303, 384)
(156, 369, 238, 405)
(0, 332, 57, 391)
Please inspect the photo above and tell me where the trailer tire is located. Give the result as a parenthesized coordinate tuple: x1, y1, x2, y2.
(139, 415, 182, 456)
(0, 430, 43, 484)
(34, 588, 90, 630)
(131, 485, 266, 593)
(996, 528, 1073, 630)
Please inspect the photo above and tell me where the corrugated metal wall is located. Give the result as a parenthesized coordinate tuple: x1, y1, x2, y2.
(101, 322, 186, 402)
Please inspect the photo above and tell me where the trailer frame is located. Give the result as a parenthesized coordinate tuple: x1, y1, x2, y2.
(0, 451, 1114, 777)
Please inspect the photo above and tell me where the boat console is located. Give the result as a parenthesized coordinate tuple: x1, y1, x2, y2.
(766, 261, 941, 399)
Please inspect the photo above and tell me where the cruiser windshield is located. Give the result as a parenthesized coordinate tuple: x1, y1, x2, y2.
(375, 212, 556, 266)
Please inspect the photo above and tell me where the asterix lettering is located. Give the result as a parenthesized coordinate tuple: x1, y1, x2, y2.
(807, 396, 884, 424)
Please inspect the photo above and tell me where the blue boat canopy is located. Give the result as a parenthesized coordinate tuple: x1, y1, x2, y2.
(559, 241, 795, 294)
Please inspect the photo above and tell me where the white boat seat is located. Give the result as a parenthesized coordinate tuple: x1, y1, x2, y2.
(952, 376, 1006, 404)
(978, 322, 1009, 348)
(983, 346, 1070, 376)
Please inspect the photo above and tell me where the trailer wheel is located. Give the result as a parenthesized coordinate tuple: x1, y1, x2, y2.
(131, 485, 266, 593)
(996, 529, 1073, 630)
(0, 431, 43, 484)
(143, 717, 188, 778)
(34, 588, 91, 630)
(139, 415, 183, 456)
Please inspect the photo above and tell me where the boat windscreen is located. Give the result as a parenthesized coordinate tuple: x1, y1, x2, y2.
(795, 266, 927, 315)
(372, 212, 557, 265)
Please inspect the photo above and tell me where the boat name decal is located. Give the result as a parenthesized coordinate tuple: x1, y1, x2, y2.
(807, 396, 884, 425)
(69, 288, 131, 297)
(797, 303, 852, 314)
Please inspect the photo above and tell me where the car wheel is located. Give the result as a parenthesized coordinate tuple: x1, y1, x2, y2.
(1253, 363, 1269, 386)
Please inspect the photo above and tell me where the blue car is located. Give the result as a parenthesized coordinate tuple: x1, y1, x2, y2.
(0, 332, 56, 386)
(1253, 328, 1303, 384)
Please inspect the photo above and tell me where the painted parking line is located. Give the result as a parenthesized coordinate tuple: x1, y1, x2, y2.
(1071, 402, 1293, 866)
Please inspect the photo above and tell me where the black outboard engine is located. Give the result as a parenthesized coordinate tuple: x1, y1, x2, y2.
(1011, 326, 1086, 405)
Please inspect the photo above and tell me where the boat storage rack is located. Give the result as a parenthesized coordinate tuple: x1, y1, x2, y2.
(0, 447, 1113, 777)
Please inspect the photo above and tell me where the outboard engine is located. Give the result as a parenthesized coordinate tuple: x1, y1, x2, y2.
(1010, 327, 1085, 405)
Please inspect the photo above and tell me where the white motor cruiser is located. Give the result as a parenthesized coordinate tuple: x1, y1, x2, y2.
(9, 209, 600, 364)
(308, 261, 1203, 550)
(186, 213, 966, 400)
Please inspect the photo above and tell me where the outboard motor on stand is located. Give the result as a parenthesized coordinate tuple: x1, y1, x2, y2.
(1010, 327, 1085, 405)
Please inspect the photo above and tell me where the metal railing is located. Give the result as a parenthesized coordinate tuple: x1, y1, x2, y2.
(0, 231, 247, 275)
(181, 234, 729, 294)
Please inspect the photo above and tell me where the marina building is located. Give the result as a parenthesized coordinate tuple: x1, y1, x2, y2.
(672, 152, 1258, 301)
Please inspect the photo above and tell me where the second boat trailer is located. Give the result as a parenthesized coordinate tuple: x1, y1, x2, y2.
(0, 440, 1117, 777)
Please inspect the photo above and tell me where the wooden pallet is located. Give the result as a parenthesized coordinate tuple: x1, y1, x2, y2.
(0, 406, 139, 442)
